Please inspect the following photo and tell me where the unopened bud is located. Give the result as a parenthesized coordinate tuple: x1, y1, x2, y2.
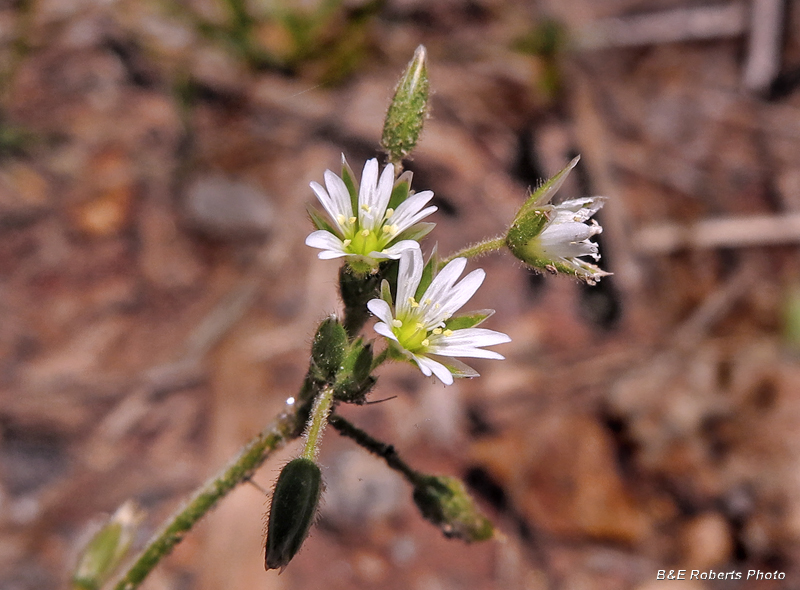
(72, 500, 144, 590)
(413, 475, 494, 542)
(311, 315, 348, 381)
(265, 458, 323, 572)
(381, 45, 430, 164)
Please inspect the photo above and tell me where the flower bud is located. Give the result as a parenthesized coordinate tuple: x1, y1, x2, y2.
(311, 315, 348, 381)
(333, 340, 375, 403)
(72, 500, 144, 590)
(265, 458, 323, 572)
(413, 475, 494, 542)
(381, 45, 430, 164)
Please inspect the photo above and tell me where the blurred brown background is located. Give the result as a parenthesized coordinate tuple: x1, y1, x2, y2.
(2, 0, 800, 588)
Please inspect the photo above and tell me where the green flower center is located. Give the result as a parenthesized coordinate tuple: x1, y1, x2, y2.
(392, 316, 430, 353)
(339, 209, 399, 258)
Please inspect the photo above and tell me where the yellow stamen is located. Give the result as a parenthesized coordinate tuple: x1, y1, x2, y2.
(360, 204, 371, 212)
(361, 229, 370, 237)
(385, 208, 394, 218)
(424, 299, 432, 305)
(392, 319, 403, 328)
(348, 216, 357, 224)
(421, 338, 430, 347)
(443, 329, 453, 336)
(336, 214, 346, 225)
(408, 297, 419, 308)
(342, 239, 352, 247)
(432, 328, 443, 334)
(415, 322, 425, 330)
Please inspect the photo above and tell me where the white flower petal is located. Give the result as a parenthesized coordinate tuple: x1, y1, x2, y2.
(374, 321, 399, 342)
(390, 190, 436, 230)
(310, 182, 346, 233)
(424, 268, 485, 327)
(305, 230, 347, 256)
(367, 298, 394, 325)
(413, 354, 454, 385)
(318, 250, 349, 260)
(395, 248, 423, 317)
(358, 159, 382, 230)
(369, 240, 422, 260)
(419, 257, 467, 314)
(324, 170, 354, 221)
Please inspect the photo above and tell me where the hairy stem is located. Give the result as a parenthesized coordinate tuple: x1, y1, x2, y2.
(109, 399, 312, 590)
(302, 386, 334, 461)
(440, 236, 506, 265)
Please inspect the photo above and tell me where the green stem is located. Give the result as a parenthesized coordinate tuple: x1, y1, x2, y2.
(109, 397, 313, 590)
(328, 414, 422, 485)
(440, 236, 506, 265)
(302, 386, 334, 460)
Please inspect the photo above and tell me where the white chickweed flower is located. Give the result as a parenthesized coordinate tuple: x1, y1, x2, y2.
(367, 248, 511, 385)
(305, 156, 437, 272)
(506, 155, 610, 284)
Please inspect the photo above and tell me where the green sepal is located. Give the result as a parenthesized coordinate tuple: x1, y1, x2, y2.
(311, 315, 348, 381)
(505, 208, 550, 264)
(265, 458, 323, 571)
(381, 45, 430, 164)
(388, 171, 412, 210)
(515, 155, 579, 220)
(395, 222, 435, 244)
(414, 244, 439, 300)
(433, 357, 479, 379)
(341, 155, 359, 214)
(72, 501, 143, 590)
(307, 205, 340, 235)
(412, 475, 494, 542)
(379, 278, 393, 307)
(443, 309, 495, 331)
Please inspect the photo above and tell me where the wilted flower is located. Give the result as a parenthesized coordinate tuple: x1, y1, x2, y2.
(367, 248, 510, 385)
(506, 156, 610, 284)
(305, 156, 436, 273)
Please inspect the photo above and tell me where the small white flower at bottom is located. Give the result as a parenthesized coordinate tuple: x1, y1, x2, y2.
(367, 249, 511, 385)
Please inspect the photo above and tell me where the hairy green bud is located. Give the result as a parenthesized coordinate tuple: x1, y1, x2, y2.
(72, 501, 143, 590)
(334, 340, 376, 403)
(311, 315, 347, 381)
(381, 45, 430, 164)
(265, 458, 323, 572)
(413, 475, 494, 542)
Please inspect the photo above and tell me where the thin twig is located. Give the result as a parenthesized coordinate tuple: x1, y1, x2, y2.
(329, 414, 422, 485)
